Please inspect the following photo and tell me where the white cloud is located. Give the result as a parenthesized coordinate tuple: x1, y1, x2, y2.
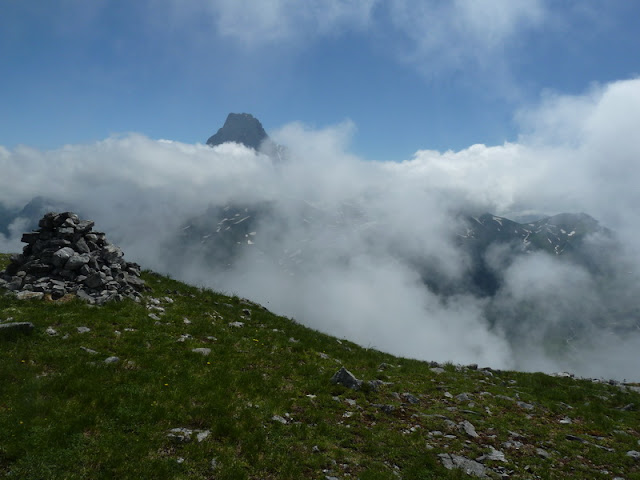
(160, 0, 547, 81)
(387, 0, 546, 70)
(2, 77, 640, 379)
(181, 0, 377, 47)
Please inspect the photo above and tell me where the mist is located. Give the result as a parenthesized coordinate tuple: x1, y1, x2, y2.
(2, 78, 640, 380)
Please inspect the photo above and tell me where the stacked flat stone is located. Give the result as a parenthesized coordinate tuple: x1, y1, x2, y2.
(0, 212, 147, 304)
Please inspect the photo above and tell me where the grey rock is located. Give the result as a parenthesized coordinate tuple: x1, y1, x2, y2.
(192, 348, 211, 356)
(104, 356, 119, 364)
(84, 272, 105, 289)
(228, 321, 244, 328)
(51, 247, 75, 268)
(627, 450, 640, 459)
(456, 392, 472, 402)
(76, 289, 95, 304)
(168, 427, 193, 443)
(80, 346, 98, 354)
(566, 434, 586, 443)
(401, 392, 420, 404)
(536, 447, 551, 459)
(77, 326, 91, 333)
(367, 379, 386, 391)
(46, 326, 58, 336)
(15, 291, 44, 300)
(75, 220, 95, 233)
(459, 420, 479, 438)
(5, 278, 23, 291)
(0, 322, 35, 337)
(65, 254, 90, 271)
(430, 367, 445, 374)
(26, 263, 52, 275)
(74, 236, 90, 253)
(101, 244, 124, 264)
(272, 415, 288, 424)
(516, 401, 534, 410)
(477, 447, 506, 463)
(438, 453, 487, 478)
(330, 367, 362, 390)
(373, 404, 395, 414)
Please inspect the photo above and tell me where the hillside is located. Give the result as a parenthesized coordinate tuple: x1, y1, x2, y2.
(1, 252, 639, 479)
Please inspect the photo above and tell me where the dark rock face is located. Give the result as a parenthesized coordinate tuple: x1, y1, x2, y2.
(206, 113, 269, 151)
(0, 212, 147, 304)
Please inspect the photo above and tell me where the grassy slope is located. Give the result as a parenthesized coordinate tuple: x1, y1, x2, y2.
(1, 253, 639, 480)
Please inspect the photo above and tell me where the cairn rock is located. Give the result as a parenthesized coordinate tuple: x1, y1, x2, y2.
(0, 212, 148, 304)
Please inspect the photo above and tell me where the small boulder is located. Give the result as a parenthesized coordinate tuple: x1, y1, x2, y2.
(192, 348, 211, 356)
(331, 367, 362, 390)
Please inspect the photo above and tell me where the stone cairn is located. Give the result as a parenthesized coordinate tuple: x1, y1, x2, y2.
(0, 212, 147, 304)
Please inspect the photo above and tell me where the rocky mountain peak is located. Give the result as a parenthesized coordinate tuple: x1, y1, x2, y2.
(206, 113, 269, 151)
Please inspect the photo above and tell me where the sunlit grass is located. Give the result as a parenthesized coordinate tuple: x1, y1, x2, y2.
(1, 252, 639, 479)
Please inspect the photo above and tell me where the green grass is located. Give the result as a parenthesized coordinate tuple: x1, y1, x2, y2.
(1, 252, 640, 479)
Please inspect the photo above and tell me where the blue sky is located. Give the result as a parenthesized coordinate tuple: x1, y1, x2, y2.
(2, 1, 640, 160)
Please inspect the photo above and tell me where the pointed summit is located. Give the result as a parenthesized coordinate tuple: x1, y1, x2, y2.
(206, 113, 269, 151)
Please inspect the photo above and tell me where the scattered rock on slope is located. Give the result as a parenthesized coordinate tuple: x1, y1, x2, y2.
(0, 212, 147, 304)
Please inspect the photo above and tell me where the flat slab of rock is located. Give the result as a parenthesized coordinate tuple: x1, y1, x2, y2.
(167, 427, 211, 443)
(15, 291, 44, 300)
(438, 453, 488, 478)
(459, 420, 479, 438)
(0, 322, 35, 337)
(192, 348, 211, 356)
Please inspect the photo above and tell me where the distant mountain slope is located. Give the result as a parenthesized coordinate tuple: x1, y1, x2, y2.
(460, 212, 606, 256)
(172, 204, 610, 295)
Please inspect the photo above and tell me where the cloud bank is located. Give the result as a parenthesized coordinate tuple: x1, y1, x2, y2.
(2, 78, 640, 380)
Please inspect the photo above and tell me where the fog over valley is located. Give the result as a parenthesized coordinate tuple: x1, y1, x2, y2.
(2, 78, 640, 381)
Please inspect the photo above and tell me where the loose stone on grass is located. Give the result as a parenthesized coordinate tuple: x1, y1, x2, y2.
(0, 322, 35, 338)
(438, 453, 488, 478)
(331, 367, 362, 390)
(192, 348, 211, 356)
(459, 420, 479, 438)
